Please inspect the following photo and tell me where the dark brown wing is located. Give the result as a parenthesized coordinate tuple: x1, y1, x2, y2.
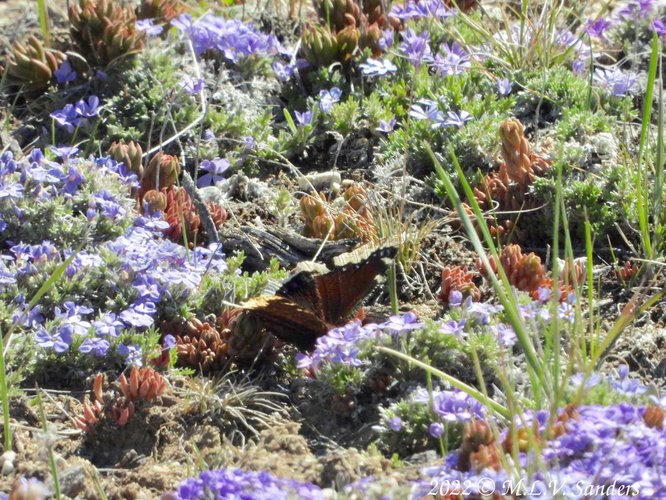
(316, 245, 398, 325)
(275, 270, 325, 320)
(239, 296, 328, 350)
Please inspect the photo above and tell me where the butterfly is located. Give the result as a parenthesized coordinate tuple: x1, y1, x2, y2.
(237, 245, 398, 350)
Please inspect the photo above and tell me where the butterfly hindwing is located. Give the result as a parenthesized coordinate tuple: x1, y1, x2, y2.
(239, 296, 328, 350)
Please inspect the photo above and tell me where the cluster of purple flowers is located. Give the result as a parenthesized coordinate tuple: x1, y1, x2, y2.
(409, 99, 473, 129)
(593, 67, 639, 97)
(418, 401, 666, 499)
(171, 14, 280, 62)
(50, 96, 102, 134)
(413, 387, 486, 426)
(295, 312, 424, 372)
(171, 468, 324, 500)
(389, 0, 455, 21)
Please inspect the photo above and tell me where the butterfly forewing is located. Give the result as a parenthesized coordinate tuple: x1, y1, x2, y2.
(316, 246, 397, 324)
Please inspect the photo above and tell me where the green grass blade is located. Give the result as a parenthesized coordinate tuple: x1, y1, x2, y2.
(377, 346, 510, 419)
(37, 0, 50, 47)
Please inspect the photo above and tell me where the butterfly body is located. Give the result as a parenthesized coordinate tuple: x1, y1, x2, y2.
(236, 245, 398, 350)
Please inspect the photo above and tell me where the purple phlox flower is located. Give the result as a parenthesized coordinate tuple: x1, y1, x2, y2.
(35, 327, 71, 353)
(442, 110, 473, 127)
(119, 304, 155, 328)
(55, 301, 93, 318)
(74, 95, 102, 119)
(654, 19, 666, 37)
(447, 290, 463, 307)
(197, 158, 230, 187)
(431, 389, 486, 423)
(59, 316, 92, 337)
(12, 300, 43, 328)
(409, 100, 444, 126)
(359, 58, 397, 77)
(174, 468, 324, 500)
(593, 67, 638, 97)
(329, 345, 363, 366)
(29, 149, 43, 164)
(136, 18, 163, 36)
(557, 301, 575, 322)
(434, 42, 470, 76)
(377, 117, 396, 133)
(181, 75, 204, 95)
(0, 151, 17, 176)
(610, 366, 647, 396)
(242, 136, 255, 150)
(380, 312, 424, 334)
(93, 312, 124, 337)
(584, 18, 612, 39)
(97, 157, 139, 186)
(117, 343, 143, 366)
(378, 29, 395, 51)
(54, 60, 77, 84)
(163, 334, 176, 350)
(134, 277, 163, 302)
(272, 60, 294, 81)
(617, 0, 655, 19)
(49, 145, 79, 159)
(25, 162, 64, 184)
(61, 166, 84, 195)
(536, 286, 552, 303)
(572, 58, 587, 75)
(439, 318, 466, 338)
(203, 129, 215, 141)
(390, 0, 453, 21)
(294, 110, 313, 126)
(398, 29, 433, 67)
(429, 422, 445, 437)
(496, 77, 512, 96)
(0, 260, 16, 286)
(388, 416, 402, 431)
(65, 250, 103, 277)
(569, 372, 602, 390)
(12, 241, 58, 263)
(79, 337, 111, 357)
(464, 300, 501, 325)
(319, 87, 342, 113)
(295, 353, 314, 370)
(0, 181, 23, 199)
(135, 213, 170, 231)
(491, 323, 516, 347)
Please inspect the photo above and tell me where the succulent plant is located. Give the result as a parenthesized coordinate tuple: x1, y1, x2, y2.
(643, 405, 665, 430)
(69, 0, 145, 67)
(107, 140, 144, 178)
(301, 26, 344, 67)
(136, 0, 185, 23)
(140, 152, 180, 195)
(616, 260, 640, 282)
(0, 35, 66, 93)
(470, 118, 551, 239)
(75, 367, 167, 432)
(479, 244, 547, 294)
(438, 265, 481, 303)
(161, 317, 233, 373)
(300, 183, 375, 241)
(159, 186, 227, 245)
(303, 0, 386, 66)
(456, 421, 501, 473)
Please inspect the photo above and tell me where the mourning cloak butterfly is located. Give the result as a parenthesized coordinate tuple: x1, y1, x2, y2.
(238, 245, 398, 350)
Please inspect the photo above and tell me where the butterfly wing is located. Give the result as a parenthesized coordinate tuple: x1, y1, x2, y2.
(238, 296, 328, 350)
(275, 270, 325, 320)
(316, 245, 398, 325)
